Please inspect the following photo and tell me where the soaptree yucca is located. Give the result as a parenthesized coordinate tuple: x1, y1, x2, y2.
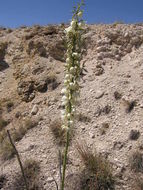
(60, 1, 85, 189)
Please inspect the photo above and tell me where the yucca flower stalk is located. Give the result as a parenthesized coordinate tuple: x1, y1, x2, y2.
(61, 1, 85, 189)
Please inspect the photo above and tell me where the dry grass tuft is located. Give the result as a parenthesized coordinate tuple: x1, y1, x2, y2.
(0, 139, 15, 160)
(0, 129, 7, 143)
(47, 72, 58, 90)
(12, 126, 27, 142)
(130, 151, 143, 173)
(12, 118, 38, 142)
(49, 119, 67, 145)
(0, 117, 8, 131)
(25, 118, 38, 130)
(0, 118, 38, 161)
(77, 113, 91, 123)
(77, 142, 115, 190)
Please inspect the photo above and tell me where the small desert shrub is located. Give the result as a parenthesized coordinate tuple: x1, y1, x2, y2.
(6, 100, 14, 112)
(102, 105, 111, 114)
(122, 99, 136, 113)
(130, 151, 143, 173)
(12, 119, 38, 142)
(47, 72, 58, 90)
(0, 174, 7, 189)
(0, 117, 8, 131)
(0, 129, 7, 143)
(0, 105, 2, 115)
(12, 159, 42, 190)
(113, 21, 124, 27)
(49, 119, 66, 145)
(0, 139, 15, 160)
(114, 91, 122, 100)
(100, 123, 109, 135)
(77, 142, 115, 190)
(12, 126, 27, 142)
(129, 130, 140, 140)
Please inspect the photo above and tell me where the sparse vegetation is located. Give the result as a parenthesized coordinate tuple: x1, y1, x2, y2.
(100, 123, 109, 135)
(134, 176, 143, 190)
(0, 104, 3, 115)
(6, 100, 14, 112)
(112, 21, 125, 27)
(47, 72, 58, 90)
(0, 117, 8, 131)
(12, 159, 42, 190)
(25, 118, 38, 130)
(129, 130, 140, 140)
(77, 142, 115, 190)
(102, 105, 111, 114)
(77, 113, 91, 123)
(0, 118, 38, 161)
(114, 91, 122, 100)
(49, 119, 67, 145)
(12, 118, 38, 142)
(0, 139, 15, 160)
(130, 151, 143, 173)
(0, 129, 7, 143)
(0, 174, 7, 189)
(122, 99, 136, 113)
(12, 126, 27, 142)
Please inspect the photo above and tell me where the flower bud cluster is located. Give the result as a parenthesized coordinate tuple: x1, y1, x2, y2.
(61, 10, 84, 130)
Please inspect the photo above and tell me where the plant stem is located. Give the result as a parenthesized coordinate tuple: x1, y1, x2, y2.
(61, 129, 70, 190)
(7, 130, 29, 190)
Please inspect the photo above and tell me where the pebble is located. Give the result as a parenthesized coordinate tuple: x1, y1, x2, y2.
(95, 90, 104, 99)
(31, 105, 39, 115)
(47, 177, 54, 183)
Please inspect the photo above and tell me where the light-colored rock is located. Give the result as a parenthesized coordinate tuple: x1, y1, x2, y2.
(95, 90, 104, 99)
(31, 104, 39, 115)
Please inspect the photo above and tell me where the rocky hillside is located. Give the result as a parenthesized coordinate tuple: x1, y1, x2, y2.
(0, 23, 143, 190)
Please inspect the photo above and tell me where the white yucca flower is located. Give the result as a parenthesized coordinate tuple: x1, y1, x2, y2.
(61, 125, 68, 130)
(78, 11, 83, 17)
(60, 1, 85, 189)
(65, 74, 70, 80)
(65, 26, 73, 33)
(61, 0, 84, 131)
(66, 58, 70, 63)
(61, 88, 67, 94)
(70, 20, 76, 28)
(72, 52, 78, 57)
